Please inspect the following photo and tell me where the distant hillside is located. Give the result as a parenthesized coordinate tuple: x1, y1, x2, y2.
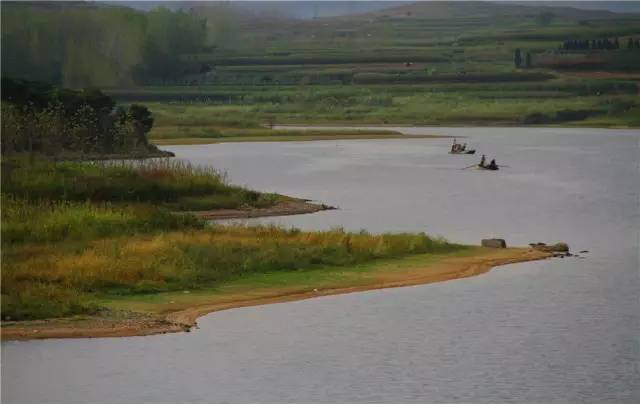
(360, 1, 631, 20)
(110, 1, 407, 19)
(112, 1, 640, 20)
(505, 1, 640, 14)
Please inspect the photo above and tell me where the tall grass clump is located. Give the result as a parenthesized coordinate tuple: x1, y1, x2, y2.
(1, 197, 204, 244)
(2, 158, 278, 211)
(1, 224, 463, 320)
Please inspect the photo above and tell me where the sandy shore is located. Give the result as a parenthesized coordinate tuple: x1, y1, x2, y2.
(1, 247, 550, 341)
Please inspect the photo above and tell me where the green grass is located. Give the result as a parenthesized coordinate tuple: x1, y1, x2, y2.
(1, 158, 277, 211)
(1, 197, 204, 244)
(135, 82, 638, 138)
(99, 248, 477, 315)
(106, 76, 640, 139)
(1, 159, 462, 321)
(2, 224, 462, 320)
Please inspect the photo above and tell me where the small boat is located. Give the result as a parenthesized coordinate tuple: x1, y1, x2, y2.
(449, 138, 474, 155)
(449, 149, 476, 155)
(477, 164, 499, 171)
(462, 157, 502, 171)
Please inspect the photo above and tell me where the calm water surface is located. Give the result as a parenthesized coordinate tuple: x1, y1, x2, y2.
(3, 127, 639, 403)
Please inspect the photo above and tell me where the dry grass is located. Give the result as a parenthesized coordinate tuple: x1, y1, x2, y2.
(2, 224, 461, 320)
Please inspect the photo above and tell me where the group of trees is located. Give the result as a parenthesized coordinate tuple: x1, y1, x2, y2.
(1, 78, 156, 156)
(1, 3, 211, 87)
(626, 38, 640, 49)
(514, 49, 533, 68)
(560, 37, 640, 51)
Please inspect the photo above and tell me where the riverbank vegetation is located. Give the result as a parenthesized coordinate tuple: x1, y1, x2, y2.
(1, 78, 168, 158)
(2, 225, 460, 321)
(1, 159, 278, 211)
(1, 3, 209, 87)
(1, 158, 461, 321)
(132, 81, 639, 144)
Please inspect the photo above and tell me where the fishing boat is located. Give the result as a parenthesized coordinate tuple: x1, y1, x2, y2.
(473, 155, 499, 170)
(449, 139, 474, 154)
(462, 156, 500, 171)
(449, 149, 476, 155)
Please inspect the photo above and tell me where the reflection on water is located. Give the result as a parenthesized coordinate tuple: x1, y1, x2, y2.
(2, 127, 639, 403)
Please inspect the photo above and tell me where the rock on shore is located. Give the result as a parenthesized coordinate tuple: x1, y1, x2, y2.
(530, 242, 570, 253)
(482, 239, 507, 248)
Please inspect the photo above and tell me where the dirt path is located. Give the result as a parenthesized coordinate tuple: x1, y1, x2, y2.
(1, 247, 550, 341)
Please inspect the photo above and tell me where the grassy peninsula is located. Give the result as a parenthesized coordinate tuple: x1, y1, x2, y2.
(1, 158, 550, 340)
(0, 159, 456, 321)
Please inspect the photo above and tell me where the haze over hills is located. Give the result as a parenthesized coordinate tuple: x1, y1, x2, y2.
(505, 1, 640, 14)
(112, 1, 640, 19)
(4, 0, 640, 88)
(357, 1, 638, 20)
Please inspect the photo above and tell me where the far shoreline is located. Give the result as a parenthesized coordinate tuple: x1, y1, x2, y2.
(152, 124, 639, 146)
(273, 123, 640, 131)
(1, 247, 551, 341)
(151, 132, 447, 146)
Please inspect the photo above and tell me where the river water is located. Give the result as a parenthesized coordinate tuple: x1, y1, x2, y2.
(3, 127, 639, 403)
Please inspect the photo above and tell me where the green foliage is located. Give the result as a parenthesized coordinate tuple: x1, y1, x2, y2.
(122, 80, 638, 130)
(128, 104, 154, 147)
(0, 158, 462, 320)
(2, 285, 98, 321)
(0, 154, 301, 321)
(1, 197, 204, 244)
(1, 3, 207, 86)
(1, 78, 161, 156)
(0, 159, 273, 211)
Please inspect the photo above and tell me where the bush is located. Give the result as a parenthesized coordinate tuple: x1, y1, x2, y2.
(1, 78, 158, 156)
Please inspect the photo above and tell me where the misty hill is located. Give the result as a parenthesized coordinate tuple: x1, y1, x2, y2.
(117, 1, 406, 19)
(505, 2, 640, 14)
(357, 1, 634, 20)
(3, 0, 639, 88)
(115, 1, 640, 20)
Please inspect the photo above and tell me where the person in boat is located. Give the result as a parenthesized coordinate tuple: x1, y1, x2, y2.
(451, 138, 458, 153)
(462, 143, 467, 152)
(479, 154, 486, 167)
(487, 159, 498, 170)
